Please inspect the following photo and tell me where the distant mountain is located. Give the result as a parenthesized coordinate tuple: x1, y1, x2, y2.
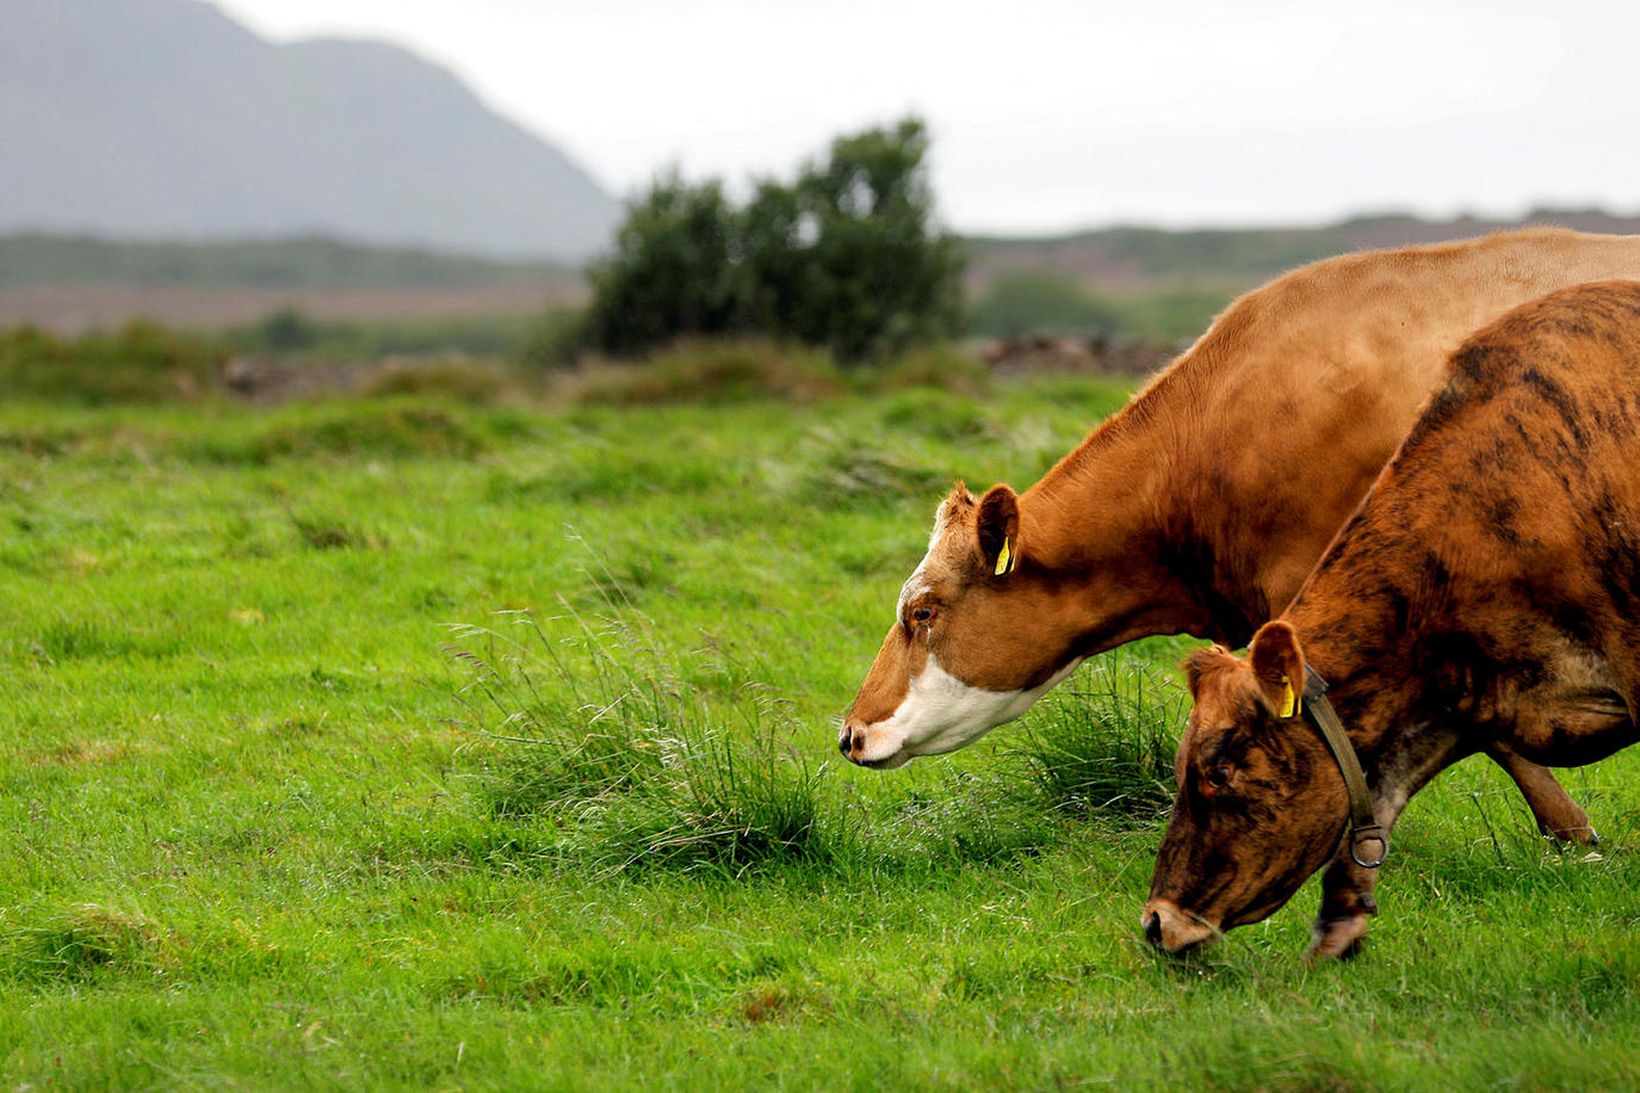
(0, 0, 619, 260)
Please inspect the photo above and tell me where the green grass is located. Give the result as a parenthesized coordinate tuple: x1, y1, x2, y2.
(3, 377, 1638, 1088)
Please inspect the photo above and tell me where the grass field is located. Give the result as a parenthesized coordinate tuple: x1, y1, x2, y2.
(4, 377, 1639, 1088)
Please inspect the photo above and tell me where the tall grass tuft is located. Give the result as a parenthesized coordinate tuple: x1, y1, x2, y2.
(1004, 655, 1184, 822)
(1, 904, 165, 985)
(446, 609, 837, 876)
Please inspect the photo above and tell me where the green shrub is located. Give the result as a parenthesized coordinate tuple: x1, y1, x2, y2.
(744, 118, 964, 361)
(580, 118, 963, 363)
(582, 175, 742, 358)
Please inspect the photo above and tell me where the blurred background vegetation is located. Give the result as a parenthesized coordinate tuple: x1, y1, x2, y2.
(6, 115, 1637, 408)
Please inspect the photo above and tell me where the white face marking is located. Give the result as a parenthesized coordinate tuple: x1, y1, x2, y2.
(895, 551, 933, 622)
(895, 502, 950, 621)
(853, 654, 1085, 765)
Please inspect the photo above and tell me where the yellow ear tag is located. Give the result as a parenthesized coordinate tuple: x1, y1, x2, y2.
(994, 536, 1013, 577)
(1279, 675, 1300, 719)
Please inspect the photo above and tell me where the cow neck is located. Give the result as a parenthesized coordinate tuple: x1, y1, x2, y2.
(1280, 559, 1422, 761)
(1300, 665, 1387, 868)
(1018, 372, 1221, 653)
(1018, 362, 1255, 650)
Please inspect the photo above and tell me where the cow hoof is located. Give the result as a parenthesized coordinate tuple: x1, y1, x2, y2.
(1544, 825, 1600, 847)
(1306, 914, 1368, 961)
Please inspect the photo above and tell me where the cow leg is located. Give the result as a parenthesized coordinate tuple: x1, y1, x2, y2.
(1307, 754, 1590, 959)
(1308, 789, 1417, 961)
(1308, 852, 1379, 961)
(1486, 745, 1597, 845)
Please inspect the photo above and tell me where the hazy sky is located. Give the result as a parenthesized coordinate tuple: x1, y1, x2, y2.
(216, 0, 1639, 235)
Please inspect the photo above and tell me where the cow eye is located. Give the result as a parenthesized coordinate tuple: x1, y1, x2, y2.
(1205, 766, 1232, 789)
(911, 606, 935, 624)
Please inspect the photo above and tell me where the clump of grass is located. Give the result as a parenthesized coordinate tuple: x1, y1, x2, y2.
(196, 404, 491, 464)
(446, 609, 837, 876)
(362, 361, 517, 404)
(0, 322, 222, 404)
(873, 387, 999, 444)
(32, 618, 143, 662)
(588, 702, 831, 875)
(287, 511, 385, 551)
(1, 904, 164, 985)
(1003, 655, 1184, 822)
(886, 770, 1065, 869)
(563, 340, 847, 407)
(863, 343, 992, 397)
(557, 339, 996, 408)
(0, 423, 83, 458)
(798, 427, 948, 507)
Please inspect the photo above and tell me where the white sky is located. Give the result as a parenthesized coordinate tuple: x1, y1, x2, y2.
(215, 0, 1640, 235)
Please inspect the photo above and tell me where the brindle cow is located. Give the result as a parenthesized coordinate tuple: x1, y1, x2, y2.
(843, 230, 1640, 852)
(1145, 281, 1640, 958)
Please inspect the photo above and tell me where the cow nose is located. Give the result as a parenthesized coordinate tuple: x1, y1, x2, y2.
(838, 720, 857, 758)
(1141, 899, 1217, 954)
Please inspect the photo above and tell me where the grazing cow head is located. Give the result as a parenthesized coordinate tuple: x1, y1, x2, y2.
(1142, 622, 1349, 952)
(838, 483, 1087, 769)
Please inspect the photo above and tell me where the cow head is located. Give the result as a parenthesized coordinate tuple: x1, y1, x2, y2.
(1142, 622, 1348, 953)
(838, 483, 1086, 769)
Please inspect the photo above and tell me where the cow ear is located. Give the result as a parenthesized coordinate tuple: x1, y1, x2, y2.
(1183, 645, 1229, 698)
(1248, 621, 1306, 718)
(976, 484, 1020, 577)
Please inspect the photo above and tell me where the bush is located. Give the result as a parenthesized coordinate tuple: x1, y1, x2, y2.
(744, 119, 965, 361)
(581, 176, 741, 358)
(580, 118, 963, 363)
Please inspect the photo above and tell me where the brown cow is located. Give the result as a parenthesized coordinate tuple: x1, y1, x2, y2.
(1145, 281, 1640, 959)
(842, 230, 1640, 855)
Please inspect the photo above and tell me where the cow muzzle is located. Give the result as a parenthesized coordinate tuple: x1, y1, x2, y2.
(837, 718, 911, 769)
(1141, 899, 1221, 954)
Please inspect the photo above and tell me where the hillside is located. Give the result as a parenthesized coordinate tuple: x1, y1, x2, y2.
(0, 234, 561, 290)
(0, 0, 619, 260)
(0, 234, 583, 332)
(8, 209, 1640, 336)
(966, 208, 1640, 293)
